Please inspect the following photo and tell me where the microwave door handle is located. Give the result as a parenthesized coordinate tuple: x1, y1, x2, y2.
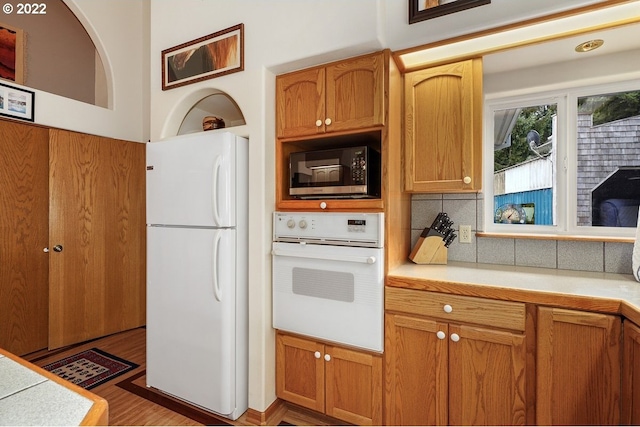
(272, 248, 377, 265)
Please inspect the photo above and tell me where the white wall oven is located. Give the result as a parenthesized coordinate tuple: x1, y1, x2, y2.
(272, 212, 384, 352)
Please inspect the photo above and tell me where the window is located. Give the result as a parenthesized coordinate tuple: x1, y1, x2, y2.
(484, 82, 640, 237)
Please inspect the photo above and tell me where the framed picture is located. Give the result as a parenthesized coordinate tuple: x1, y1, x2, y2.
(0, 23, 25, 84)
(409, 0, 490, 24)
(0, 82, 34, 122)
(162, 23, 244, 90)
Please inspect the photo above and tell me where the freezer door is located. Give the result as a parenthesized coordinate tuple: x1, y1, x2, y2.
(146, 132, 238, 227)
(146, 226, 238, 416)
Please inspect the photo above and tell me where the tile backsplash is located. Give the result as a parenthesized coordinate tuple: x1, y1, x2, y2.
(410, 193, 635, 275)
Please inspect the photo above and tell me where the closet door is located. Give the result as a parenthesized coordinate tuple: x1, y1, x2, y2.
(0, 120, 49, 355)
(48, 129, 146, 348)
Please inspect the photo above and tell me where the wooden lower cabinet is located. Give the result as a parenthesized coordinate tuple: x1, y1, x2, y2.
(536, 307, 621, 425)
(623, 320, 640, 424)
(385, 312, 527, 426)
(276, 331, 382, 425)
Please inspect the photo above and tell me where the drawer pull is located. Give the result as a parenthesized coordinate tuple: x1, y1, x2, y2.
(450, 333, 460, 342)
(443, 304, 453, 313)
(436, 331, 446, 340)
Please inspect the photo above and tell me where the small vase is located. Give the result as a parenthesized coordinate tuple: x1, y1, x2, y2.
(202, 116, 225, 131)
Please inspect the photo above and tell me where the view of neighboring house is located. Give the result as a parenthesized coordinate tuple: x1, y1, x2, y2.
(494, 111, 640, 227)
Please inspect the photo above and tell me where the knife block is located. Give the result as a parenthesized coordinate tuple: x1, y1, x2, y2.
(409, 235, 448, 265)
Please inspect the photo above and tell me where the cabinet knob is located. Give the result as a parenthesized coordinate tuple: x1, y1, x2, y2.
(315, 119, 322, 127)
(450, 333, 460, 342)
(436, 331, 446, 340)
(324, 354, 331, 362)
(43, 247, 49, 253)
(53, 245, 63, 253)
(314, 351, 321, 359)
(443, 304, 453, 313)
(463, 176, 472, 185)
(319, 201, 327, 210)
(325, 118, 332, 126)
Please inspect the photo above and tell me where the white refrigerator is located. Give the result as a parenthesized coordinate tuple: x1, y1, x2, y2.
(145, 130, 248, 420)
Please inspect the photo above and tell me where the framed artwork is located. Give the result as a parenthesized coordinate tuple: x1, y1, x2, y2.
(0, 24, 25, 84)
(0, 82, 34, 122)
(409, 0, 491, 24)
(162, 23, 244, 90)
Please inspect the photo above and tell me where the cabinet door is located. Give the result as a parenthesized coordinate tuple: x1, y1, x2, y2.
(0, 121, 49, 355)
(325, 345, 382, 426)
(276, 333, 325, 412)
(385, 313, 448, 426)
(325, 52, 385, 133)
(48, 130, 146, 349)
(404, 59, 482, 192)
(537, 307, 621, 425)
(622, 320, 640, 425)
(448, 324, 527, 426)
(276, 67, 325, 138)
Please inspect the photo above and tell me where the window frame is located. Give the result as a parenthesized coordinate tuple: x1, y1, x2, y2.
(483, 79, 640, 239)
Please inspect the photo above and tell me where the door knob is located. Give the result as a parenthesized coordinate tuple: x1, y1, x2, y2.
(53, 245, 63, 252)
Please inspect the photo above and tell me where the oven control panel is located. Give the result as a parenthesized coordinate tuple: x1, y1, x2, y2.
(273, 212, 383, 248)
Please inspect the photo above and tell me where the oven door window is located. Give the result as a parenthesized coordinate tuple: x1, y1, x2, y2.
(292, 267, 354, 302)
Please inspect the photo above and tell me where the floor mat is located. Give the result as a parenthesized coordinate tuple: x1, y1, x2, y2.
(42, 347, 138, 390)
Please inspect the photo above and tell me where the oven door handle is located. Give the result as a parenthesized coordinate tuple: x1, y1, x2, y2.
(272, 248, 377, 265)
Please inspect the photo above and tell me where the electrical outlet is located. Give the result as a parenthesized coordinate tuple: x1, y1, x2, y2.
(459, 225, 472, 243)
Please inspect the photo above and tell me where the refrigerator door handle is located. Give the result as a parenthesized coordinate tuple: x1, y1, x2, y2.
(211, 155, 223, 227)
(212, 230, 223, 301)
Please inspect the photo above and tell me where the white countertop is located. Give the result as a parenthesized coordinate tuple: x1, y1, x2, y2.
(389, 261, 640, 314)
(0, 353, 97, 426)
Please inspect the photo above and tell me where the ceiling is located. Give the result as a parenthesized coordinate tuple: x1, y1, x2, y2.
(483, 22, 640, 74)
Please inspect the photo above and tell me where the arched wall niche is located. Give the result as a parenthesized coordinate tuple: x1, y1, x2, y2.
(163, 88, 247, 138)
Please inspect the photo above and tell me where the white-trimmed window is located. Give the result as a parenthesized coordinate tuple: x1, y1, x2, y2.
(484, 80, 640, 238)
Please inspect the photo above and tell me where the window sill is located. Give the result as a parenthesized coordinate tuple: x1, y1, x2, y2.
(476, 232, 635, 244)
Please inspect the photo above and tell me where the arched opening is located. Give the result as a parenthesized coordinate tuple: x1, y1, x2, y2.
(176, 91, 246, 135)
(1, 0, 109, 107)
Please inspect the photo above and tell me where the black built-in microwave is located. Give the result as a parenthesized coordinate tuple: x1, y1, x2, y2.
(289, 146, 380, 198)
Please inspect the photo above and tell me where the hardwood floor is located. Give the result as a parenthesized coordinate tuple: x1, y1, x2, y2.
(24, 327, 342, 426)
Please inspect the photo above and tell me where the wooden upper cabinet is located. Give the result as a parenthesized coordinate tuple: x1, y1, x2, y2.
(325, 53, 385, 133)
(404, 58, 482, 192)
(276, 51, 385, 138)
(536, 307, 621, 425)
(276, 67, 325, 138)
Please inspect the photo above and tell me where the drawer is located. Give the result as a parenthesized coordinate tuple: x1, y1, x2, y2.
(385, 287, 526, 331)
